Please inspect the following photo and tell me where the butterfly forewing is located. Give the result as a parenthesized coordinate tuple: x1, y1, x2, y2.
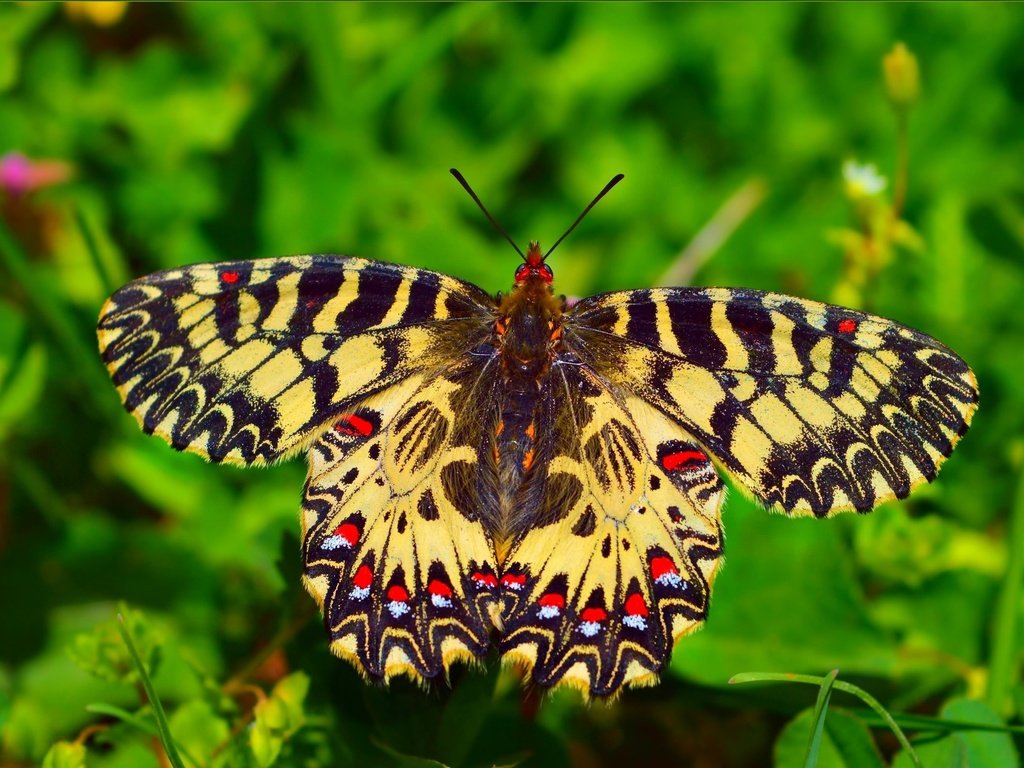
(97, 255, 495, 465)
(566, 287, 978, 516)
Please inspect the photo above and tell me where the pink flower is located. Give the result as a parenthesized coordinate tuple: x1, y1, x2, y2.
(0, 152, 73, 196)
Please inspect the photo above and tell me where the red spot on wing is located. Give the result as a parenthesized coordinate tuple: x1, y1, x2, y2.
(538, 593, 565, 609)
(387, 585, 410, 602)
(838, 318, 858, 334)
(624, 593, 648, 617)
(501, 573, 527, 589)
(352, 564, 373, 589)
(661, 450, 708, 472)
(580, 606, 607, 623)
(335, 414, 373, 437)
(220, 270, 239, 284)
(471, 571, 498, 588)
(332, 522, 360, 546)
(650, 556, 679, 581)
(428, 579, 453, 597)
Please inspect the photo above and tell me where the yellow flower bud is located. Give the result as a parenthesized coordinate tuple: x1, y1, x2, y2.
(64, 2, 128, 27)
(883, 42, 920, 109)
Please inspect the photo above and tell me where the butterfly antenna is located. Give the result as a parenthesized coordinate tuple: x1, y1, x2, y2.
(544, 173, 624, 259)
(450, 168, 526, 260)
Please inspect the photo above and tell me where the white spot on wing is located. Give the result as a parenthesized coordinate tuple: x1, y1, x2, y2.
(623, 615, 647, 630)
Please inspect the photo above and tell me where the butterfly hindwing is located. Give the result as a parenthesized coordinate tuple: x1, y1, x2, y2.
(566, 287, 978, 516)
(497, 366, 724, 697)
(97, 256, 494, 465)
(302, 369, 500, 683)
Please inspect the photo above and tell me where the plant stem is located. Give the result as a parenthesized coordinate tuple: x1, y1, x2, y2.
(987, 465, 1024, 714)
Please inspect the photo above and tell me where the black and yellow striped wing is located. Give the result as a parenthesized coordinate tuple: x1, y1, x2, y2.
(97, 256, 494, 465)
(565, 287, 978, 516)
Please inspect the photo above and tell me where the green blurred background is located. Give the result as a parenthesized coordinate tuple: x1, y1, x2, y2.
(1, 3, 1023, 766)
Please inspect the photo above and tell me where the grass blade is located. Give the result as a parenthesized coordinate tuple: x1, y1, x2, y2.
(115, 613, 186, 768)
(987, 468, 1024, 714)
(804, 669, 838, 768)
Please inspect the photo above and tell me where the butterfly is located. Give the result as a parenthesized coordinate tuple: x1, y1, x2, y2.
(96, 171, 978, 698)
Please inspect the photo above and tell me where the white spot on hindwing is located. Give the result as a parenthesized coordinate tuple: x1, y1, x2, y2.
(623, 614, 647, 630)
(656, 572, 683, 588)
(387, 600, 410, 618)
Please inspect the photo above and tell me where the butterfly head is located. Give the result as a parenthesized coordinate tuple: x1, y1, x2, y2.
(514, 242, 554, 286)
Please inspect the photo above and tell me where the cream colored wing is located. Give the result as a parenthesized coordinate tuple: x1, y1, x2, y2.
(566, 287, 978, 516)
(97, 256, 494, 465)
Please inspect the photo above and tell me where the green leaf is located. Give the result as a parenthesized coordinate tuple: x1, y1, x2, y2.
(371, 737, 451, 768)
(673, 497, 899, 683)
(0, 300, 47, 441)
(775, 708, 884, 768)
(250, 713, 284, 768)
(250, 672, 310, 766)
(70, 605, 161, 685)
(168, 700, 230, 762)
(892, 699, 1020, 768)
(437, 663, 500, 767)
(270, 671, 309, 729)
(731, 672, 920, 766)
(41, 741, 87, 768)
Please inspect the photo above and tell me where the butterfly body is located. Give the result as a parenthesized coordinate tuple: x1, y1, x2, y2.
(98, 235, 977, 698)
(487, 242, 568, 544)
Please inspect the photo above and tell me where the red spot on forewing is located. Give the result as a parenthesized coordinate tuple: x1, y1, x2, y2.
(471, 571, 498, 588)
(220, 270, 239, 284)
(624, 593, 648, 616)
(353, 564, 373, 589)
(335, 414, 373, 437)
(650, 556, 679, 581)
(838, 318, 858, 334)
(387, 584, 410, 602)
(332, 522, 359, 546)
(538, 593, 565, 609)
(580, 606, 607, 623)
(501, 573, 527, 589)
(661, 450, 708, 472)
(428, 579, 452, 597)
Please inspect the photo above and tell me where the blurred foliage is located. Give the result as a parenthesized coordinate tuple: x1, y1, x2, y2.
(1, 3, 1023, 766)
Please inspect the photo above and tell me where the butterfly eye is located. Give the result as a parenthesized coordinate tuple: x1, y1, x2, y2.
(514, 263, 554, 284)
